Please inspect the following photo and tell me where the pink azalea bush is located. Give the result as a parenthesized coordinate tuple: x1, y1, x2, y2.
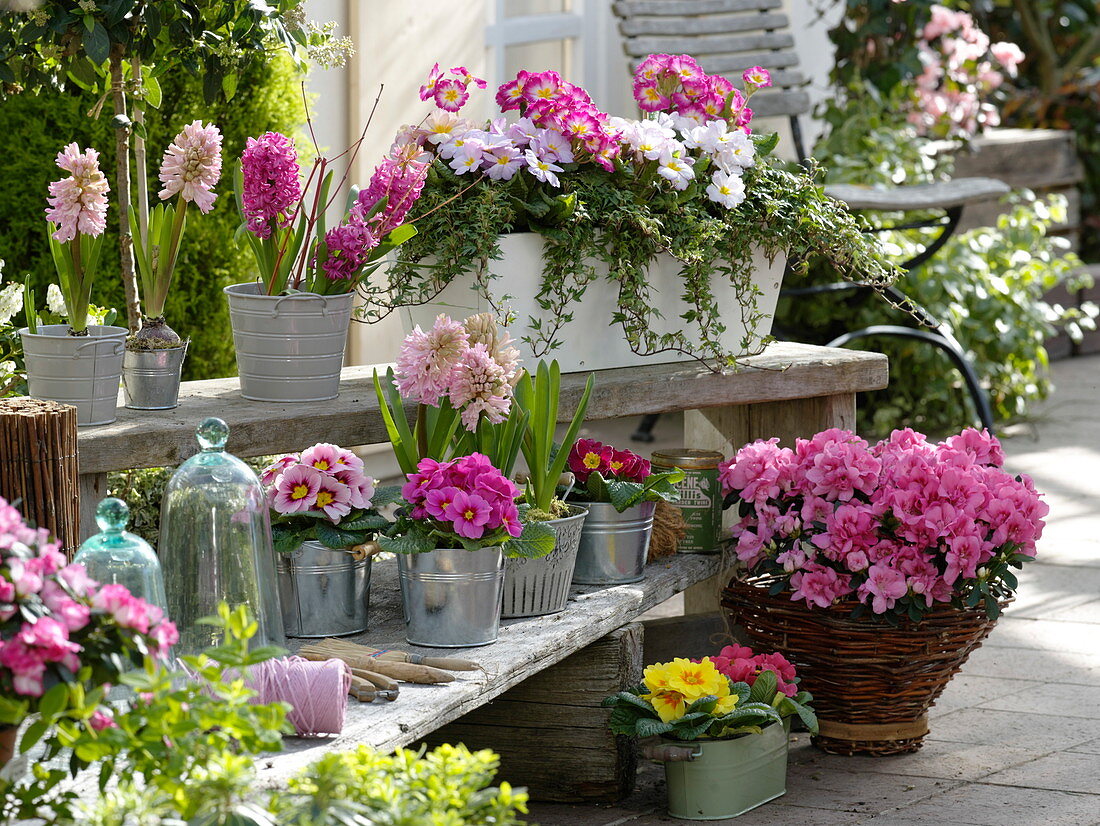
(720, 427, 1047, 621)
(261, 443, 393, 552)
(911, 5, 1024, 139)
(0, 497, 177, 723)
(708, 644, 799, 698)
(389, 453, 525, 550)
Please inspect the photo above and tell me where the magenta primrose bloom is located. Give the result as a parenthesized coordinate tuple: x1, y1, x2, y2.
(719, 427, 1048, 619)
(567, 439, 651, 485)
(401, 454, 522, 541)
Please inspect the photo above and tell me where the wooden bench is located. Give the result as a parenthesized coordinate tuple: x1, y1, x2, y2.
(73, 342, 888, 793)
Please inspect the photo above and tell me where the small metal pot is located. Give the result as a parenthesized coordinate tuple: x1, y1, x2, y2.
(571, 500, 656, 586)
(652, 724, 788, 820)
(502, 504, 588, 619)
(397, 546, 504, 648)
(19, 324, 126, 426)
(122, 342, 188, 410)
(276, 541, 372, 638)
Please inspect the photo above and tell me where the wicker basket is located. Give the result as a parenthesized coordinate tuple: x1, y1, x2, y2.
(722, 574, 1007, 756)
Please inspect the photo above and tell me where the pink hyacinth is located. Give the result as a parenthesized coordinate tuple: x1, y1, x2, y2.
(448, 342, 513, 431)
(394, 314, 470, 406)
(353, 153, 429, 235)
(158, 120, 223, 213)
(321, 220, 380, 282)
(241, 132, 302, 239)
(45, 143, 110, 242)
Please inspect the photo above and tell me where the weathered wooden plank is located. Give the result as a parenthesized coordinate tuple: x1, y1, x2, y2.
(257, 554, 719, 784)
(624, 31, 794, 57)
(825, 178, 1011, 212)
(74, 343, 888, 475)
(615, 0, 782, 15)
(422, 624, 644, 803)
(747, 89, 811, 118)
(619, 11, 789, 36)
(694, 50, 800, 73)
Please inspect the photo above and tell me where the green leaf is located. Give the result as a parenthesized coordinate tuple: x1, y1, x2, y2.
(141, 65, 162, 108)
(20, 718, 50, 753)
(339, 513, 389, 533)
(635, 717, 676, 738)
(378, 530, 435, 554)
(748, 670, 778, 705)
(38, 682, 69, 721)
(315, 522, 363, 550)
(502, 519, 556, 559)
(84, 21, 111, 65)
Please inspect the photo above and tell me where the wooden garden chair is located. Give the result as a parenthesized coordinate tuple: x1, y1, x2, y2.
(613, 0, 1009, 438)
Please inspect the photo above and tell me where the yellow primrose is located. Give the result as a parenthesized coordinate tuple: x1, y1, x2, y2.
(713, 694, 740, 716)
(663, 658, 730, 702)
(643, 690, 687, 723)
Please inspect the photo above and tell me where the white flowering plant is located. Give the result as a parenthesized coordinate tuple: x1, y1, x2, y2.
(362, 55, 899, 368)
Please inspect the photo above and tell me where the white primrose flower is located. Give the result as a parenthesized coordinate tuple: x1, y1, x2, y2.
(532, 129, 575, 164)
(524, 149, 563, 187)
(450, 141, 486, 174)
(657, 154, 695, 191)
(632, 127, 676, 161)
(682, 120, 727, 153)
(714, 130, 756, 172)
(706, 169, 746, 209)
(484, 145, 524, 181)
(424, 110, 470, 146)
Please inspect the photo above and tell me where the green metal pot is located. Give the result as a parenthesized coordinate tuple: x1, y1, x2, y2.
(646, 723, 789, 820)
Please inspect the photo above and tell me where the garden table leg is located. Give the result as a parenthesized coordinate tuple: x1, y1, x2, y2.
(78, 471, 110, 542)
(680, 394, 857, 615)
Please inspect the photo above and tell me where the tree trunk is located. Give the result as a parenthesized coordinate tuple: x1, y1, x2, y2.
(110, 51, 141, 332)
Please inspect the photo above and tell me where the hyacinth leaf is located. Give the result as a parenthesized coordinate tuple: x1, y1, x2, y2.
(503, 519, 557, 559)
(374, 368, 417, 475)
(315, 168, 334, 250)
(749, 670, 779, 705)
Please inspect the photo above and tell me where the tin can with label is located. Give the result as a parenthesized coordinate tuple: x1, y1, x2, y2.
(651, 449, 725, 554)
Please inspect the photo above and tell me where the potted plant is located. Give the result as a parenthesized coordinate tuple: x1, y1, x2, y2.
(123, 121, 223, 410)
(260, 443, 399, 639)
(566, 438, 683, 585)
(21, 143, 127, 427)
(502, 359, 594, 618)
(719, 427, 1047, 755)
(603, 655, 816, 820)
(229, 125, 422, 403)
(380, 453, 554, 648)
(0, 495, 178, 769)
(708, 644, 819, 734)
(359, 58, 897, 372)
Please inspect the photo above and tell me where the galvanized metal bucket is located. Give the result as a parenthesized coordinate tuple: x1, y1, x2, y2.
(224, 282, 354, 403)
(650, 723, 788, 820)
(397, 546, 504, 648)
(276, 541, 372, 638)
(571, 500, 656, 586)
(502, 505, 587, 619)
(19, 324, 126, 426)
(122, 342, 188, 410)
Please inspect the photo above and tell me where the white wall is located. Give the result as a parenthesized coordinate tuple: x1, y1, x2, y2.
(783, 0, 843, 149)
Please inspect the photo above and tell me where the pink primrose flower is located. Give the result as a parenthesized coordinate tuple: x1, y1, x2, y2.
(424, 486, 460, 521)
(568, 438, 614, 484)
(496, 78, 525, 111)
(419, 63, 444, 101)
(158, 120, 223, 213)
(45, 143, 110, 242)
(261, 454, 298, 486)
(742, 66, 772, 89)
(272, 465, 323, 514)
(607, 448, 650, 483)
(434, 79, 470, 112)
(313, 475, 352, 522)
(521, 70, 562, 104)
(445, 491, 492, 540)
(300, 443, 344, 474)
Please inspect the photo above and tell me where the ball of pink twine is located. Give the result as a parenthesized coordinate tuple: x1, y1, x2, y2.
(245, 655, 351, 736)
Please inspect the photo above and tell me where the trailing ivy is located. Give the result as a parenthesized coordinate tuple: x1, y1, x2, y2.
(362, 135, 900, 371)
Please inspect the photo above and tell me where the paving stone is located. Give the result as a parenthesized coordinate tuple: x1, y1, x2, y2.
(960, 643, 1100, 684)
(1042, 598, 1100, 623)
(928, 707, 1100, 751)
(625, 802, 867, 825)
(978, 680, 1100, 720)
(1003, 564, 1100, 619)
(927, 674, 1042, 719)
(793, 739, 1049, 783)
(887, 781, 1100, 826)
(1068, 738, 1100, 755)
(981, 615, 1100, 655)
(783, 761, 959, 817)
(981, 751, 1100, 795)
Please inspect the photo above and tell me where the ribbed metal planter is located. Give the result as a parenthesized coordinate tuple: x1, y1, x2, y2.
(19, 324, 126, 426)
(122, 343, 188, 410)
(651, 724, 788, 820)
(502, 505, 587, 619)
(224, 282, 354, 403)
(276, 541, 372, 638)
(571, 500, 656, 586)
(397, 546, 504, 648)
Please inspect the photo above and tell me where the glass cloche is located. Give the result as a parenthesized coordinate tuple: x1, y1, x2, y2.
(158, 417, 284, 657)
(75, 497, 167, 611)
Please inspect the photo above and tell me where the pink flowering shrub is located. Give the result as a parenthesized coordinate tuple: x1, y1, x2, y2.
(565, 438, 682, 513)
(382, 453, 554, 558)
(0, 497, 177, 724)
(911, 5, 1024, 139)
(261, 443, 397, 552)
(720, 427, 1046, 621)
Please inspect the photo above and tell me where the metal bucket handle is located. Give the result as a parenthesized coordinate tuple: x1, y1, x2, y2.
(642, 743, 702, 763)
(270, 292, 332, 319)
(70, 338, 125, 359)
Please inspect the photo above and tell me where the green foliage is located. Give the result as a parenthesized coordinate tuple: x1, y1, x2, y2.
(272, 485, 400, 553)
(514, 361, 593, 513)
(573, 467, 684, 513)
(782, 190, 1092, 435)
(603, 681, 784, 742)
(366, 138, 899, 370)
(0, 56, 307, 379)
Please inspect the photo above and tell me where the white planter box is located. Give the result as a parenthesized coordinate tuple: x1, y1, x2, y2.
(403, 232, 785, 373)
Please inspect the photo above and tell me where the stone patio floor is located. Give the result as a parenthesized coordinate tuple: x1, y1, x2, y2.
(530, 355, 1100, 825)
